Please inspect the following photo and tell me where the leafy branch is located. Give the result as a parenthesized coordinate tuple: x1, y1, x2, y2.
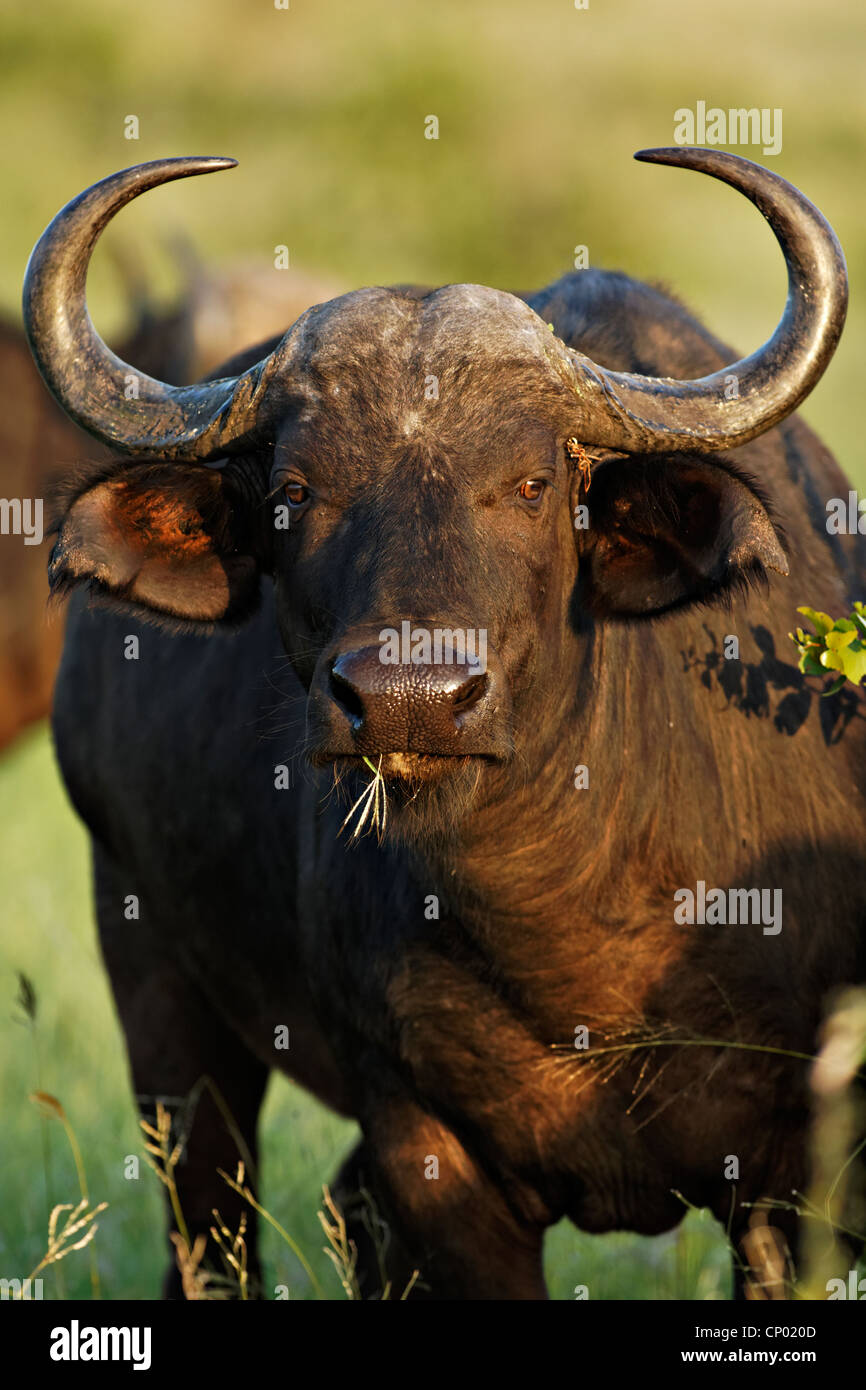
(789, 603, 866, 695)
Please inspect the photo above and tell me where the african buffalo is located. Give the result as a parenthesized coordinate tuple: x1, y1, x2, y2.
(24, 149, 866, 1299)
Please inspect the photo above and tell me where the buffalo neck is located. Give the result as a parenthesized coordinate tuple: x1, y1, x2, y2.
(416, 618, 717, 973)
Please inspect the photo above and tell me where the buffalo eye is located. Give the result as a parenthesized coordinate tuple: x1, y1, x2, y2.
(517, 478, 547, 504)
(283, 481, 310, 508)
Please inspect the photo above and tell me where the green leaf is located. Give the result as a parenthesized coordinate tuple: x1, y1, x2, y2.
(825, 627, 857, 651)
(799, 651, 825, 677)
(797, 606, 835, 636)
(837, 642, 866, 686)
(819, 648, 844, 672)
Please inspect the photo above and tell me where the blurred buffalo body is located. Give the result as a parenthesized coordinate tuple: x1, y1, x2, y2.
(0, 263, 343, 750)
(0, 322, 101, 749)
(151, 257, 345, 382)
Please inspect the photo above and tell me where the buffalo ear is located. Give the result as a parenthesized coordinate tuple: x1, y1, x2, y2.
(573, 455, 788, 618)
(49, 462, 261, 625)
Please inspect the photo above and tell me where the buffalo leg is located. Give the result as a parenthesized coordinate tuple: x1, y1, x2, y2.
(330, 1140, 430, 1299)
(140, 1044, 268, 1301)
(343, 1104, 548, 1300)
(94, 852, 269, 1298)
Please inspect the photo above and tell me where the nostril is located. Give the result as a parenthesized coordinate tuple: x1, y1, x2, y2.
(329, 667, 365, 728)
(452, 672, 488, 715)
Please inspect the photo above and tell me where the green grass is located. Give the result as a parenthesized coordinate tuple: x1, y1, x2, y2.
(0, 726, 734, 1299)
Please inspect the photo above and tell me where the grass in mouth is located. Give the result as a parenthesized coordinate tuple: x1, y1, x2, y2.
(339, 755, 388, 842)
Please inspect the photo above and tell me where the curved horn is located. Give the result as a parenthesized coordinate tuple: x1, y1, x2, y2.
(23, 157, 278, 459)
(568, 148, 848, 452)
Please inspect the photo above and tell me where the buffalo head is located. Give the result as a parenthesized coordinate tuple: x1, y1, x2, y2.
(24, 150, 847, 806)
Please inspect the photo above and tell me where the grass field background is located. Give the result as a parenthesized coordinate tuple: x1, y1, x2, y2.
(1, 0, 863, 1298)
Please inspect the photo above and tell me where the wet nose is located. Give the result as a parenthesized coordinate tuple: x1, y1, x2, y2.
(327, 642, 495, 753)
